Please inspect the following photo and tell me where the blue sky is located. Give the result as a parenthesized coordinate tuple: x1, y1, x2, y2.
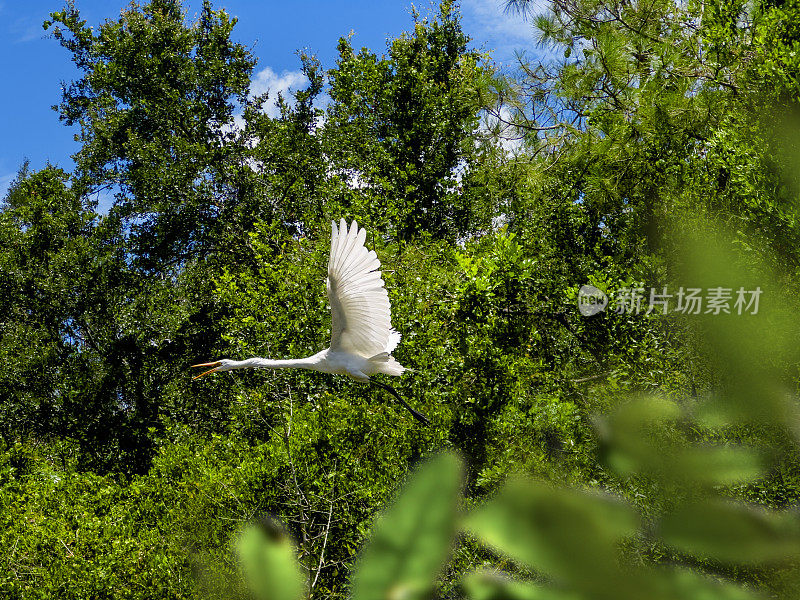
(0, 0, 541, 197)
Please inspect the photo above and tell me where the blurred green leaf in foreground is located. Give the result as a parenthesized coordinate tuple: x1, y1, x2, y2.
(235, 517, 306, 600)
(232, 452, 463, 600)
(349, 452, 464, 600)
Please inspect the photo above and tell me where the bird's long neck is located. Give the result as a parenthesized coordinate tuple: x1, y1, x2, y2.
(228, 356, 321, 371)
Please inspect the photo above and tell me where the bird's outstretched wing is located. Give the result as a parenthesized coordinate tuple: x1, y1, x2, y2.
(327, 219, 398, 358)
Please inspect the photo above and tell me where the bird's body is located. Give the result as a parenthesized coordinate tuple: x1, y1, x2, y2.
(192, 219, 428, 424)
(204, 347, 401, 381)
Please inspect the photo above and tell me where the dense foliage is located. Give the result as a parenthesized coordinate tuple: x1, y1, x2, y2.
(2, 0, 800, 597)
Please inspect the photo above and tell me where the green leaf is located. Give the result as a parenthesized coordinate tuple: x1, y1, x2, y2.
(350, 452, 464, 600)
(234, 518, 306, 600)
(464, 477, 637, 583)
(599, 396, 764, 485)
(462, 570, 583, 600)
(650, 569, 765, 600)
(661, 500, 800, 564)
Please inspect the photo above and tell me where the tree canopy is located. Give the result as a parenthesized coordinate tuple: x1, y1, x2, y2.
(3, 0, 800, 597)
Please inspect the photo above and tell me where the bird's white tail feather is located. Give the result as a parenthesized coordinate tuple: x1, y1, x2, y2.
(369, 352, 406, 376)
(386, 329, 401, 353)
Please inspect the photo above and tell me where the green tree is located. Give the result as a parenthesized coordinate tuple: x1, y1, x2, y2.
(45, 0, 255, 271)
(322, 1, 487, 240)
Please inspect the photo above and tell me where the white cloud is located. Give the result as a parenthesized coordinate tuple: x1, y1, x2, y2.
(218, 64, 332, 155)
(0, 172, 14, 199)
(92, 187, 117, 215)
(483, 105, 526, 154)
(10, 13, 43, 44)
(249, 67, 310, 118)
(462, 0, 537, 42)
(461, 0, 556, 69)
(219, 66, 312, 136)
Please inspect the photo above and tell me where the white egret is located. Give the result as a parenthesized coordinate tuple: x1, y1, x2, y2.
(192, 219, 429, 425)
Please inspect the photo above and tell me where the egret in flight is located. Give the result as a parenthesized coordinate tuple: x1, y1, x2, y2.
(192, 219, 429, 425)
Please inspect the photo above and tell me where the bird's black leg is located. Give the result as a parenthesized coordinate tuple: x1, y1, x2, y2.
(370, 380, 430, 425)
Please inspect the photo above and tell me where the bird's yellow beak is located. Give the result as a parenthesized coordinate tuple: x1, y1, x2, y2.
(191, 361, 222, 380)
